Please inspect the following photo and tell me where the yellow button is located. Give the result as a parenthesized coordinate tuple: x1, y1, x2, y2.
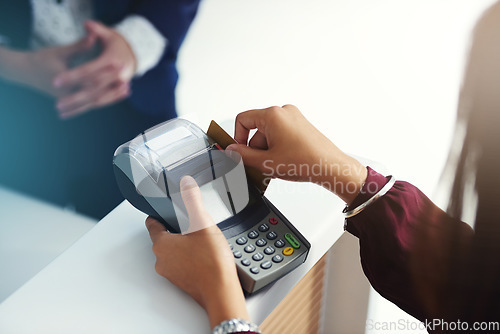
(283, 247, 294, 256)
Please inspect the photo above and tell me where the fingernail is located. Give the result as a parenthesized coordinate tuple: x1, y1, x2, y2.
(226, 144, 237, 151)
(180, 175, 197, 190)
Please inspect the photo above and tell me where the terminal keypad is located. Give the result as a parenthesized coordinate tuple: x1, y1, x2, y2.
(229, 215, 303, 278)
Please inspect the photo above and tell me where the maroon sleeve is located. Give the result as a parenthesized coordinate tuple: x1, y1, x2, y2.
(345, 167, 473, 321)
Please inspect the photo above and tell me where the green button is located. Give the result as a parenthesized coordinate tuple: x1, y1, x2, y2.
(284, 233, 300, 249)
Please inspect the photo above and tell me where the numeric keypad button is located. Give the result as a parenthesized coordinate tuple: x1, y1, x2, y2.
(236, 236, 248, 245)
(247, 230, 259, 239)
(266, 231, 277, 240)
(258, 224, 269, 232)
(272, 254, 284, 263)
(274, 239, 285, 248)
(252, 252, 264, 261)
(256, 238, 267, 247)
(244, 244, 256, 253)
(264, 246, 275, 255)
(260, 261, 272, 270)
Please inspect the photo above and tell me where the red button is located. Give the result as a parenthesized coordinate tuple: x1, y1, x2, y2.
(269, 217, 278, 225)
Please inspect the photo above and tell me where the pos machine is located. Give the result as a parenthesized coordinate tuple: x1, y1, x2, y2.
(113, 119, 310, 293)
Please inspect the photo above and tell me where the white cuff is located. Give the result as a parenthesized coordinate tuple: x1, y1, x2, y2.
(114, 15, 167, 77)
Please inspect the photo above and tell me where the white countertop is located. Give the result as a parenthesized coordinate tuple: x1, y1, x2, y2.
(0, 186, 96, 303)
(0, 177, 347, 333)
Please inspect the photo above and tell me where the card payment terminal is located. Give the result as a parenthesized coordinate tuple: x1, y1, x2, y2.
(113, 119, 310, 293)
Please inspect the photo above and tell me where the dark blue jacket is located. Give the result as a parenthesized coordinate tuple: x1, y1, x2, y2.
(0, 0, 201, 119)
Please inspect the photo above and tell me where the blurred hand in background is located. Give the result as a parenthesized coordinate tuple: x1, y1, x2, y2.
(0, 20, 137, 119)
(54, 20, 137, 119)
(0, 34, 95, 98)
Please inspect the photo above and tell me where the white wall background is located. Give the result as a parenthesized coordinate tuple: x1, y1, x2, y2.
(177, 0, 495, 195)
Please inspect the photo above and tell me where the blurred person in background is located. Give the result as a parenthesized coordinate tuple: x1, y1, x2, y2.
(0, 0, 200, 218)
(145, 2, 500, 333)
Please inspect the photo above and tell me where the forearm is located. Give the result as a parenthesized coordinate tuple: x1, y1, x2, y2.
(0, 47, 16, 79)
(204, 275, 250, 329)
(0, 47, 30, 83)
(314, 148, 368, 205)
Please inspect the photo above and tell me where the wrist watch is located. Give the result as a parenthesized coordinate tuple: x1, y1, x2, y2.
(212, 318, 261, 334)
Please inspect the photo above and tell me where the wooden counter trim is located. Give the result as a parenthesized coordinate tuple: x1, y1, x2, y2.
(260, 254, 327, 334)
